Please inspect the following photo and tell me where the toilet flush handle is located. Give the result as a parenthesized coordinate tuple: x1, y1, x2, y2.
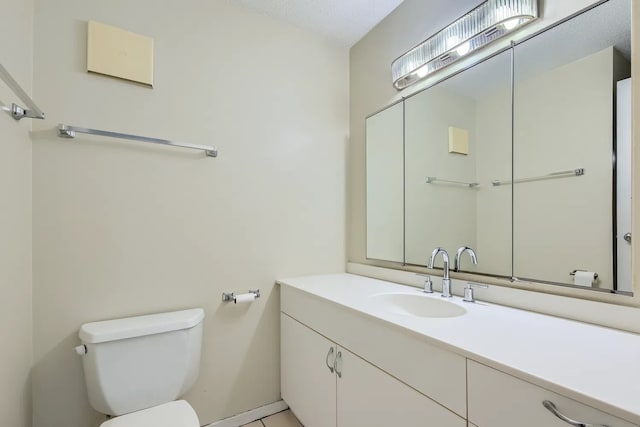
(74, 344, 87, 355)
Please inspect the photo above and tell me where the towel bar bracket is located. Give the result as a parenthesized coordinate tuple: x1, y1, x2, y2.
(11, 103, 45, 121)
(0, 63, 46, 120)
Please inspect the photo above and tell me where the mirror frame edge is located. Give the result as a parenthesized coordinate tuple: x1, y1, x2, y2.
(630, 0, 639, 304)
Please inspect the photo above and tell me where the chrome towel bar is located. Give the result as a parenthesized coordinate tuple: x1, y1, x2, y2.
(492, 168, 584, 186)
(57, 124, 218, 157)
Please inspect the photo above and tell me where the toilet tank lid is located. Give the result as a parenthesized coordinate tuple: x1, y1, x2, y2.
(79, 308, 205, 344)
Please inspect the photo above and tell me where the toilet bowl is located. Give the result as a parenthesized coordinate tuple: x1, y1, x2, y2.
(100, 401, 199, 427)
(76, 308, 205, 426)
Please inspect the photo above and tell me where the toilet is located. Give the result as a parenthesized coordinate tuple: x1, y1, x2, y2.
(75, 308, 205, 426)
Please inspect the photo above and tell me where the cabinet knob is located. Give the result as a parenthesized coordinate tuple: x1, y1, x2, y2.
(325, 347, 335, 373)
(542, 400, 608, 427)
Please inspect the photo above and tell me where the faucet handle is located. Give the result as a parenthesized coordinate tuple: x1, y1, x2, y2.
(415, 273, 434, 293)
(463, 282, 488, 303)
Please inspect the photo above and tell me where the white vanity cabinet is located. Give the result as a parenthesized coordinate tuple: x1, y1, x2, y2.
(278, 274, 640, 427)
(467, 360, 638, 427)
(281, 313, 465, 427)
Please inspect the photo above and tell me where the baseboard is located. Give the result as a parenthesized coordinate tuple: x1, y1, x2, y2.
(204, 400, 289, 427)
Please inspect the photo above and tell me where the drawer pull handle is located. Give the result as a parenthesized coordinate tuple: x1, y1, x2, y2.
(334, 351, 343, 378)
(325, 347, 335, 373)
(542, 401, 608, 427)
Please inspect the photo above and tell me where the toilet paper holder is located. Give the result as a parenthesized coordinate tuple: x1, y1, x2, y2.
(222, 289, 260, 302)
(570, 270, 598, 279)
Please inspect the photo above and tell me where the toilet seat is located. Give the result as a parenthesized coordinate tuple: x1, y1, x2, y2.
(100, 400, 200, 427)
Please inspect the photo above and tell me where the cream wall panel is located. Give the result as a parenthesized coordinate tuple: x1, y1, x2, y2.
(0, 1, 34, 426)
(87, 20, 154, 86)
(31, 1, 348, 426)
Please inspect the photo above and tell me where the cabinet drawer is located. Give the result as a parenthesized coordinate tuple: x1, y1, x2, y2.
(467, 360, 638, 427)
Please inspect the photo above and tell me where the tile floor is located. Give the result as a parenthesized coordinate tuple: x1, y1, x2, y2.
(242, 409, 303, 427)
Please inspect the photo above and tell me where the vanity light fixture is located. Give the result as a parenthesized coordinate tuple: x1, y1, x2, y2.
(391, 0, 538, 90)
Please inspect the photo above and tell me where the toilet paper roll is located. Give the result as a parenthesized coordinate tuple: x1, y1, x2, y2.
(574, 271, 597, 287)
(234, 293, 256, 304)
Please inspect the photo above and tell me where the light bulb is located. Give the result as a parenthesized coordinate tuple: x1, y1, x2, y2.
(503, 18, 520, 30)
(415, 66, 429, 78)
(456, 42, 471, 56)
(447, 36, 460, 49)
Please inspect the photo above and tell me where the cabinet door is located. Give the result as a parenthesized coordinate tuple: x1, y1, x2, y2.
(468, 360, 638, 427)
(281, 314, 337, 427)
(336, 346, 466, 427)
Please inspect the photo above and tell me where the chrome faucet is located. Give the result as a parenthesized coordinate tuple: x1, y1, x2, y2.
(454, 246, 478, 272)
(428, 247, 452, 298)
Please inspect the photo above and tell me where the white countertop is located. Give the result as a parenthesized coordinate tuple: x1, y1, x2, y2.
(277, 273, 640, 425)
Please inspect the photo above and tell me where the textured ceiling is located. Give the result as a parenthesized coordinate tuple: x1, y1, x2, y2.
(230, 0, 405, 46)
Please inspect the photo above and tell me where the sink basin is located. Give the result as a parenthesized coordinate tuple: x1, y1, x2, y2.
(369, 292, 467, 318)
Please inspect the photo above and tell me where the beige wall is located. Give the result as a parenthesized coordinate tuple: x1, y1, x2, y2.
(30, 1, 348, 427)
(0, 1, 34, 426)
(348, 1, 632, 287)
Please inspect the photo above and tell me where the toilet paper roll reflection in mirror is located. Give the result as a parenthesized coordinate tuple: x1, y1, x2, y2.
(574, 271, 597, 287)
(234, 293, 257, 304)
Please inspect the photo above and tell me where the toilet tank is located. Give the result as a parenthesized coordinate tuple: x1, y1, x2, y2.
(77, 308, 205, 416)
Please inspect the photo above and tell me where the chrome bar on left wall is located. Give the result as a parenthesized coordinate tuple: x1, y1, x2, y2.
(57, 124, 218, 157)
(0, 63, 45, 121)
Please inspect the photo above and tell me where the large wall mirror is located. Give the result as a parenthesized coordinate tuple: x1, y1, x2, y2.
(365, 0, 632, 295)
(404, 49, 512, 276)
(512, 0, 631, 292)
